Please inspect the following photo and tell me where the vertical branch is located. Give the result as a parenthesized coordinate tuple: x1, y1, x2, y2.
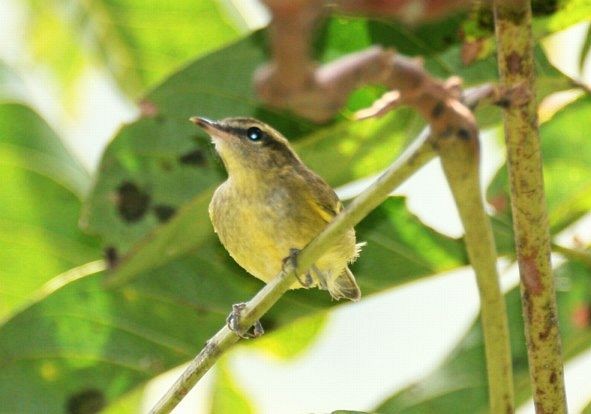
(493, 1, 567, 412)
(438, 130, 515, 413)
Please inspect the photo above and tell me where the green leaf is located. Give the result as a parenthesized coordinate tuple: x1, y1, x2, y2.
(376, 259, 591, 413)
(0, 197, 468, 413)
(0, 103, 100, 318)
(23, 0, 243, 96)
(251, 312, 328, 360)
(533, 0, 591, 35)
(487, 95, 591, 235)
(100, 386, 144, 414)
(210, 358, 255, 414)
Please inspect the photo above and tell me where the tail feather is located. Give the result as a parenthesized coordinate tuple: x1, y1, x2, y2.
(328, 267, 361, 301)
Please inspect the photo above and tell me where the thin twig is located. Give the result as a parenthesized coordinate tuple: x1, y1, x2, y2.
(493, 1, 568, 412)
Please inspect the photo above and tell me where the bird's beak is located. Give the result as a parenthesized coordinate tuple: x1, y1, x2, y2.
(190, 116, 220, 133)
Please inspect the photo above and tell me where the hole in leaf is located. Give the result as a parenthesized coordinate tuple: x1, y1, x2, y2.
(116, 181, 151, 222)
(179, 149, 207, 167)
(153, 204, 177, 223)
(66, 389, 106, 414)
(104, 246, 119, 269)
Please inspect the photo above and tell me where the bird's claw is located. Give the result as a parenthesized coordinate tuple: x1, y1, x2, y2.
(226, 303, 264, 339)
(282, 248, 314, 288)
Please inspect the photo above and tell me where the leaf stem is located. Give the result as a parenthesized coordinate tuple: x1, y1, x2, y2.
(438, 128, 515, 413)
(493, 1, 568, 412)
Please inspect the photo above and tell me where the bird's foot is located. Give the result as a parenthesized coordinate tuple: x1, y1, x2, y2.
(226, 302, 264, 339)
(282, 248, 314, 288)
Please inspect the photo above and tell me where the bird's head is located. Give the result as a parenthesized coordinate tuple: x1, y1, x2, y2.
(191, 117, 299, 177)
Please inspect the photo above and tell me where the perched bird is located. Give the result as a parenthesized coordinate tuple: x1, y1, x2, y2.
(192, 117, 362, 305)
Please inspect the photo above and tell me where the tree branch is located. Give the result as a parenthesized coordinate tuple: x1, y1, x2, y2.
(256, 0, 477, 124)
(493, 1, 568, 412)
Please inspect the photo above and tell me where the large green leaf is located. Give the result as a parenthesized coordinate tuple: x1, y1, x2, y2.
(376, 259, 591, 413)
(24, 0, 243, 96)
(487, 95, 591, 235)
(0, 197, 467, 413)
(0, 103, 100, 319)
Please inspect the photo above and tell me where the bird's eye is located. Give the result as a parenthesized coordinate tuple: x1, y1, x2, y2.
(246, 127, 263, 141)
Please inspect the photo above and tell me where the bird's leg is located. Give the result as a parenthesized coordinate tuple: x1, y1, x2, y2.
(226, 302, 264, 339)
(283, 248, 314, 288)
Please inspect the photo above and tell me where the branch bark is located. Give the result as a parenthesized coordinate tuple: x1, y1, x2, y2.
(493, 1, 568, 412)
(256, 1, 474, 125)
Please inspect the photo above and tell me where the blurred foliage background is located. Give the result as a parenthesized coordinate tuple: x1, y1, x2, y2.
(1, 1, 591, 413)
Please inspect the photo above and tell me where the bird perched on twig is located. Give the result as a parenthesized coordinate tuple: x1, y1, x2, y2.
(192, 116, 362, 336)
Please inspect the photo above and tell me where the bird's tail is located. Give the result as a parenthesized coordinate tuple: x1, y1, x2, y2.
(328, 267, 361, 301)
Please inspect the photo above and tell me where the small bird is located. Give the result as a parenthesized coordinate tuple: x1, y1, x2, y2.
(191, 117, 362, 308)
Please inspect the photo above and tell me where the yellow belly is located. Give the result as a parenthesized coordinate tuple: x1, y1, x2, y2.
(209, 181, 357, 287)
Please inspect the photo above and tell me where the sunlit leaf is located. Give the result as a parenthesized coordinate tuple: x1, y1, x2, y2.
(0, 103, 100, 318)
(100, 386, 144, 414)
(533, 0, 591, 35)
(251, 312, 327, 360)
(23, 0, 243, 96)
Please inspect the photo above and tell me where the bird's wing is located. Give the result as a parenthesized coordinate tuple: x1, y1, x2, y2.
(298, 168, 343, 223)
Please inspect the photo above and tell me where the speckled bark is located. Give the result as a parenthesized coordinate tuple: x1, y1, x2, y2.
(493, 1, 567, 413)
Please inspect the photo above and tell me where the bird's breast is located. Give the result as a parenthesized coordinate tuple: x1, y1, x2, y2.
(209, 181, 325, 282)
